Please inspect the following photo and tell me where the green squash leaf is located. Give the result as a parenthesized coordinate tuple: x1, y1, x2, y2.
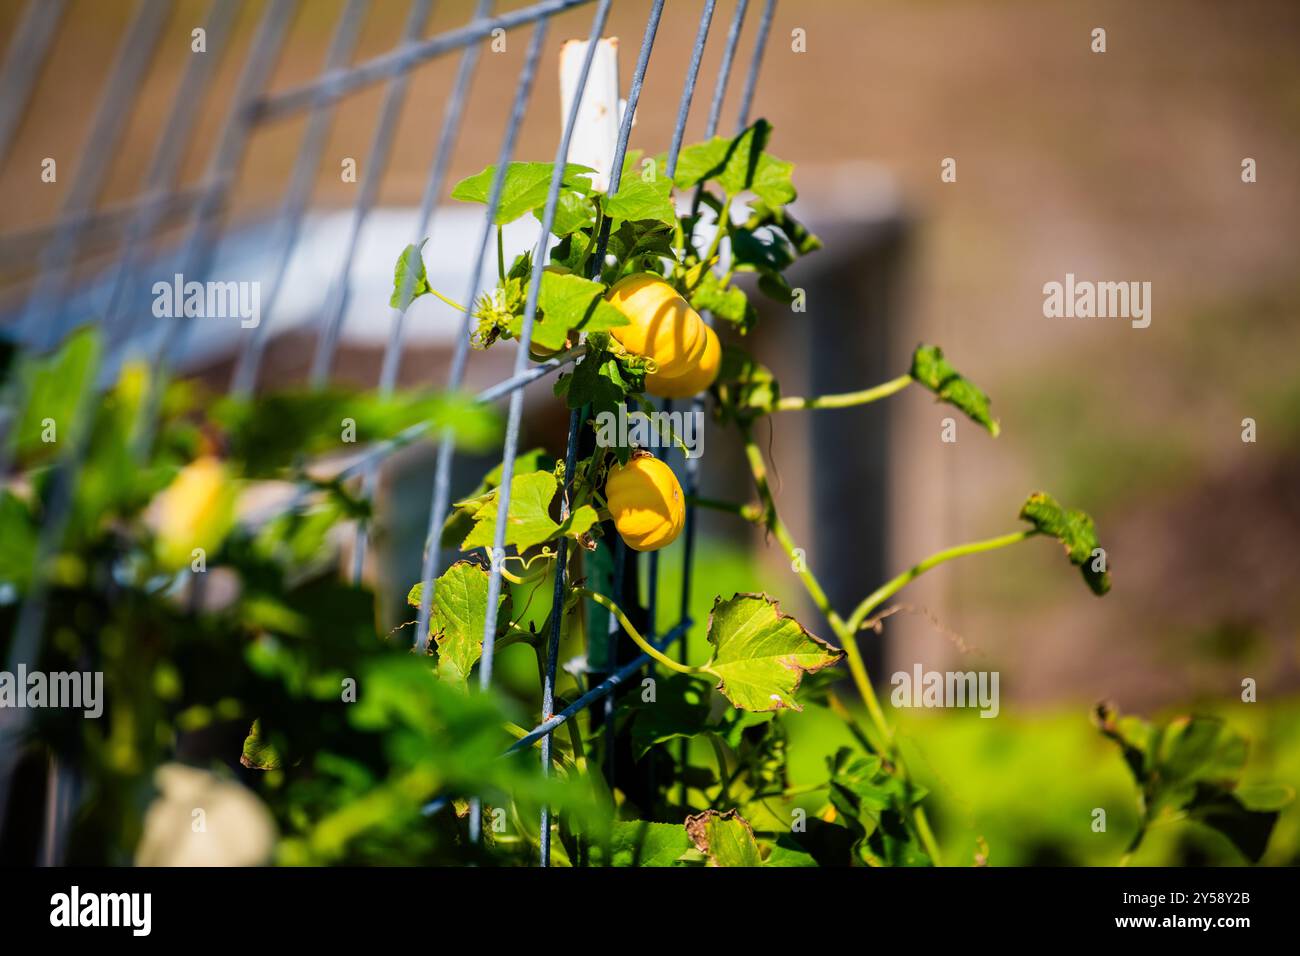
(406, 561, 505, 692)
(515, 270, 627, 352)
(390, 240, 432, 310)
(1019, 491, 1111, 595)
(702, 593, 842, 713)
(827, 747, 932, 867)
(685, 809, 764, 867)
(538, 190, 596, 237)
(604, 176, 675, 227)
(909, 344, 1000, 437)
(670, 120, 795, 207)
(592, 820, 695, 867)
(451, 162, 595, 226)
(461, 470, 562, 552)
(240, 720, 283, 770)
(689, 272, 753, 328)
(714, 346, 780, 423)
(1095, 706, 1292, 863)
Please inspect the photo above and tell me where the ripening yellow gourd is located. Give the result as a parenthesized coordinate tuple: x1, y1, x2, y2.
(153, 455, 238, 571)
(606, 274, 706, 380)
(605, 452, 685, 552)
(644, 324, 722, 399)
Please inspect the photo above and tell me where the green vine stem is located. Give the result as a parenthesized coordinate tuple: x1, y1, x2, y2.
(573, 586, 701, 676)
(775, 373, 913, 412)
(846, 530, 1037, 633)
(686, 494, 764, 523)
(739, 423, 944, 863)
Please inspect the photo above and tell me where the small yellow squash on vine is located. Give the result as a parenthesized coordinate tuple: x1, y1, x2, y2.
(605, 450, 685, 552)
(606, 274, 707, 380)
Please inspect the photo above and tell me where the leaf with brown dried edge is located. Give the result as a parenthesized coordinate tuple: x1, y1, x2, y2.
(685, 809, 764, 867)
(702, 592, 843, 713)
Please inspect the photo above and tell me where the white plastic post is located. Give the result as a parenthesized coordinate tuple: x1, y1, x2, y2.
(558, 37, 628, 194)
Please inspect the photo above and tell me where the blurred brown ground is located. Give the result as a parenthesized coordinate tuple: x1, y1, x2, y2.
(2, 0, 1298, 711)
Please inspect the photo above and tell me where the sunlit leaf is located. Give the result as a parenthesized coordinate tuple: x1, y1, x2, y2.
(461, 470, 561, 552)
(406, 561, 504, 692)
(1019, 491, 1110, 595)
(685, 809, 764, 866)
(702, 593, 842, 713)
(451, 162, 596, 225)
(909, 344, 999, 437)
(591, 820, 694, 867)
(390, 240, 431, 310)
(604, 176, 675, 227)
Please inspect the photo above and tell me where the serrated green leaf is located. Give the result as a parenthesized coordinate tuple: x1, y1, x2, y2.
(745, 201, 822, 255)
(1018, 491, 1110, 595)
(670, 120, 795, 207)
(461, 470, 561, 552)
(603, 218, 676, 268)
(593, 820, 694, 867)
(1096, 706, 1288, 863)
(604, 176, 675, 226)
(390, 240, 431, 310)
(689, 272, 752, 327)
(240, 720, 283, 770)
(826, 747, 932, 866)
(563, 351, 629, 426)
(516, 270, 628, 352)
(702, 593, 842, 713)
(537, 190, 596, 237)
(909, 344, 999, 437)
(451, 162, 595, 225)
(715, 346, 780, 421)
(560, 503, 600, 540)
(685, 809, 764, 866)
(407, 561, 503, 692)
(441, 449, 555, 550)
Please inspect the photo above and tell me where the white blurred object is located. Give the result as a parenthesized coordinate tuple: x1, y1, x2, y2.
(559, 38, 627, 193)
(135, 763, 276, 866)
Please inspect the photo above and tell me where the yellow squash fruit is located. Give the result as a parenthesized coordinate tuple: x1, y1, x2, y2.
(606, 274, 706, 379)
(605, 452, 685, 552)
(645, 324, 722, 399)
(153, 456, 238, 571)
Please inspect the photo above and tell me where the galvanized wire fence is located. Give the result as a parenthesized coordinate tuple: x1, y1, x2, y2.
(0, 0, 779, 866)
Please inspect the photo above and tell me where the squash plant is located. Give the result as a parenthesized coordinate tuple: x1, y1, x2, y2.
(0, 120, 1287, 866)
(385, 119, 1289, 866)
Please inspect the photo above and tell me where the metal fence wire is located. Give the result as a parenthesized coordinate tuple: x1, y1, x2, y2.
(0, 0, 780, 866)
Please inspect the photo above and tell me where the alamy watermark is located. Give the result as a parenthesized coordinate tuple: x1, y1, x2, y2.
(890, 664, 999, 718)
(595, 405, 705, 459)
(152, 273, 261, 329)
(1042, 273, 1151, 329)
(50, 886, 150, 936)
(0, 665, 103, 718)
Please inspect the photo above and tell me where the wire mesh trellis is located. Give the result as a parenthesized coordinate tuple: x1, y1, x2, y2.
(0, 0, 779, 866)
